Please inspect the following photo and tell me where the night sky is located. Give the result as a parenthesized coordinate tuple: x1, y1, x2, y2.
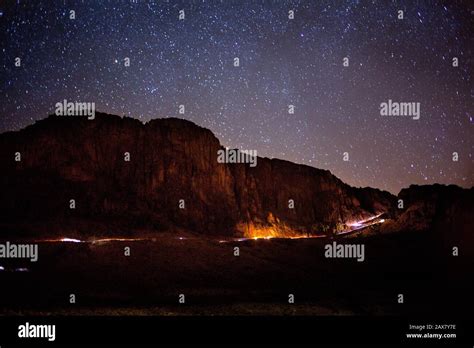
(1, 0, 472, 194)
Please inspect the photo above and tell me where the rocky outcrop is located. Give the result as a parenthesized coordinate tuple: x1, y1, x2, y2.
(1, 113, 469, 239)
(381, 185, 474, 242)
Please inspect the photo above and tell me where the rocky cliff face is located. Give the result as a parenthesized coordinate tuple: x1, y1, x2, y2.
(381, 185, 474, 242)
(1, 113, 469, 239)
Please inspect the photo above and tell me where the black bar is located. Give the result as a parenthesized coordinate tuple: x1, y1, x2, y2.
(0, 316, 472, 345)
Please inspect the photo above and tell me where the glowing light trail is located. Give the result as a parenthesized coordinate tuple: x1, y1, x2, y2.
(338, 213, 386, 235)
(60, 238, 83, 243)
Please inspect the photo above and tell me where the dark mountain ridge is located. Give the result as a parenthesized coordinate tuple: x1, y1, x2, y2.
(0, 113, 471, 240)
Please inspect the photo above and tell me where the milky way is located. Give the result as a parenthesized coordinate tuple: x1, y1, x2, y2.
(1, 0, 472, 193)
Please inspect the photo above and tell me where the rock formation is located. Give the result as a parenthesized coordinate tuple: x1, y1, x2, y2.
(0, 113, 470, 239)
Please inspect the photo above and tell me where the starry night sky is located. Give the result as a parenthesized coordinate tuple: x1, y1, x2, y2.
(1, 0, 472, 194)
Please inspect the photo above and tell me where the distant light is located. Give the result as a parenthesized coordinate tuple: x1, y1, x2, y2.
(0, 266, 4, 271)
(15, 268, 29, 272)
(60, 238, 83, 243)
(380, 219, 385, 223)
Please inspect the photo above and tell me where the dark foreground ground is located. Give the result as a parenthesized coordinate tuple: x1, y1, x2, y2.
(0, 231, 471, 316)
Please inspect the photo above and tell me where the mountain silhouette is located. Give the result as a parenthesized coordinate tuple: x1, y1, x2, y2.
(0, 113, 471, 241)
